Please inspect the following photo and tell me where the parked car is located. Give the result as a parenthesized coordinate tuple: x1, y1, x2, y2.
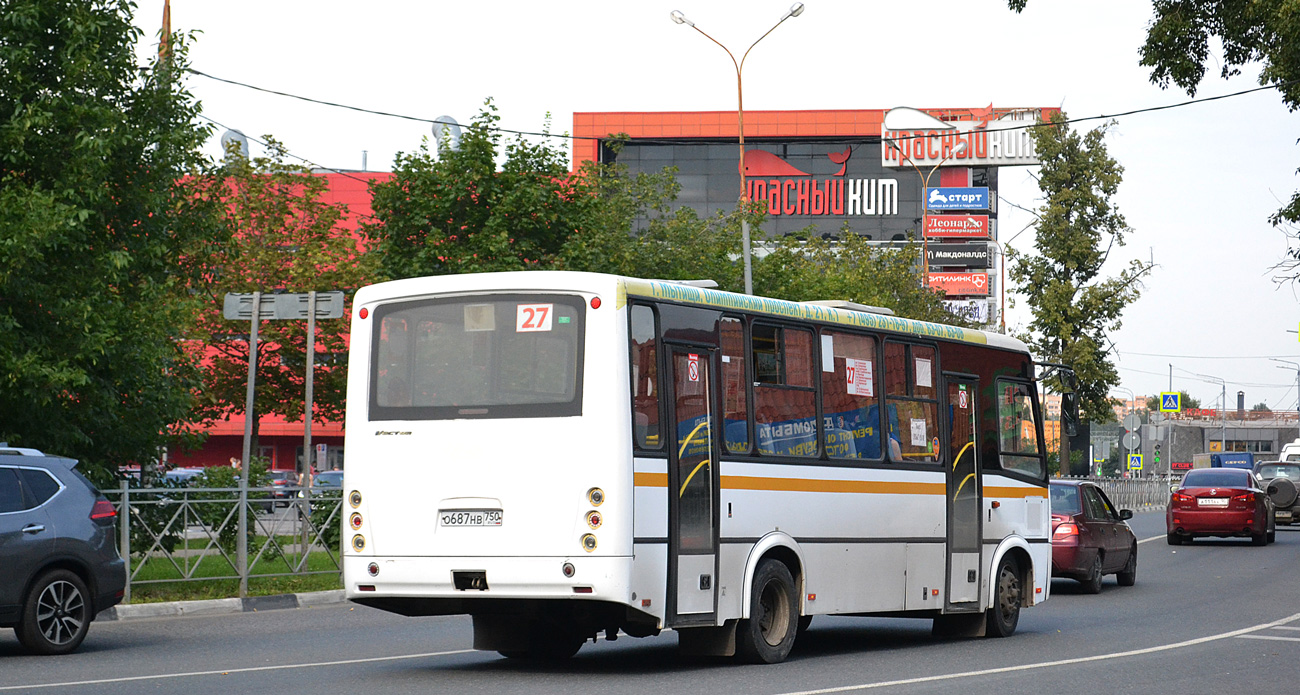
(1254, 461, 1300, 525)
(161, 467, 205, 486)
(267, 469, 298, 506)
(0, 444, 126, 654)
(312, 470, 344, 488)
(1167, 467, 1276, 545)
(1049, 480, 1137, 593)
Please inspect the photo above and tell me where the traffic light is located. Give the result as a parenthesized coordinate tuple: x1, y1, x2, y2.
(1154, 443, 1162, 465)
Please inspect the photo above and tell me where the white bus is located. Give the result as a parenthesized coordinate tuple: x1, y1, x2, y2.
(342, 271, 1060, 663)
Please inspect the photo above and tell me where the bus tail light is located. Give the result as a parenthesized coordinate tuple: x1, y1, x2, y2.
(349, 490, 362, 508)
(590, 296, 602, 309)
(586, 511, 602, 529)
(351, 534, 366, 551)
(367, 562, 379, 576)
(562, 562, 576, 578)
(588, 488, 604, 506)
(581, 534, 597, 552)
(350, 512, 363, 530)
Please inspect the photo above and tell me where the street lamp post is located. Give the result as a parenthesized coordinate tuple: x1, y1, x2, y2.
(882, 136, 968, 286)
(671, 3, 805, 296)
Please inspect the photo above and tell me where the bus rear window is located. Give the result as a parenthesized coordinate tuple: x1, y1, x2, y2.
(369, 294, 585, 420)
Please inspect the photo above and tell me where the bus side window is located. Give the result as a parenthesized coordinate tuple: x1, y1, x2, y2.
(630, 305, 662, 450)
(820, 330, 880, 461)
(883, 342, 940, 464)
(721, 317, 750, 454)
(752, 324, 817, 458)
(997, 380, 1045, 477)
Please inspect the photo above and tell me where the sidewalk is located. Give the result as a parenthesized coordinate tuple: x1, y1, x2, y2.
(98, 590, 347, 622)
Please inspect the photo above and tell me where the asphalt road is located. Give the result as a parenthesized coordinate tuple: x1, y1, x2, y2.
(4, 510, 1300, 695)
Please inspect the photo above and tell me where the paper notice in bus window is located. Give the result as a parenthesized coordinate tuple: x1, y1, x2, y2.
(846, 358, 873, 397)
(911, 418, 927, 447)
(515, 303, 553, 332)
(464, 304, 495, 332)
(821, 334, 835, 372)
(915, 358, 932, 388)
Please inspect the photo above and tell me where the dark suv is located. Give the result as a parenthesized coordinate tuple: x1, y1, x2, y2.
(1255, 461, 1300, 525)
(0, 445, 126, 654)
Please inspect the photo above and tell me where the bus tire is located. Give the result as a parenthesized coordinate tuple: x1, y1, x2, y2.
(736, 559, 798, 664)
(985, 555, 1021, 638)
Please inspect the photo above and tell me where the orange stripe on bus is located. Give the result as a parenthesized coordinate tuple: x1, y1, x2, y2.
(985, 486, 1047, 499)
(634, 472, 943, 495)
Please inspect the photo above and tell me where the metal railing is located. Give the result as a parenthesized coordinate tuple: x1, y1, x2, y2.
(1058, 475, 1171, 510)
(105, 483, 343, 603)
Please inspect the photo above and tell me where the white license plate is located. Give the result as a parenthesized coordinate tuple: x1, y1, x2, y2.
(440, 510, 503, 527)
(1278, 509, 1293, 519)
(1197, 498, 1229, 507)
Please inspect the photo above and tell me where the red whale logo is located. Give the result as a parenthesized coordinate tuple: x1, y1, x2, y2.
(741, 147, 852, 177)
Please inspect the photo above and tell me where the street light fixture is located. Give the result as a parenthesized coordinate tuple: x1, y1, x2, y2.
(882, 135, 967, 286)
(1192, 372, 1227, 452)
(1272, 358, 1300, 421)
(670, 3, 805, 295)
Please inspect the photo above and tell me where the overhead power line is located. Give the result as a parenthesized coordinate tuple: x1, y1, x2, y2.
(185, 67, 1300, 146)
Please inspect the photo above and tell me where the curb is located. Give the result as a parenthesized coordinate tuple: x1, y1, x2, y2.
(99, 590, 346, 622)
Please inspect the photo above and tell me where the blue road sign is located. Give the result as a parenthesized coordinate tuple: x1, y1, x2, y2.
(1128, 454, 1143, 471)
(1160, 392, 1181, 412)
(925, 187, 989, 210)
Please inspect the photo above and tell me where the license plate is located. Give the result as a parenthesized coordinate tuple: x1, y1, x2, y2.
(1197, 498, 1229, 507)
(440, 510, 503, 527)
(1278, 510, 1293, 519)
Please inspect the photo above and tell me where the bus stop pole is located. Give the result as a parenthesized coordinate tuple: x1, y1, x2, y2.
(301, 291, 316, 564)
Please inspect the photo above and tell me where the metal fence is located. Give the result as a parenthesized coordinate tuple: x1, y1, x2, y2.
(1058, 475, 1171, 511)
(104, 483, 343, 603)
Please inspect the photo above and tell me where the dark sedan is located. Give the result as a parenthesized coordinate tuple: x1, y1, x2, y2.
(1049, 480, 1137, 593)
(0, 445, 126, 654)
(1167, 467, 1275, 545)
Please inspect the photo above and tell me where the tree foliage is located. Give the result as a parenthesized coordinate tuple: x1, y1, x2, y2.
(1009, 113, 1146, 424)
(181, 140, 375, 454)
(0, 0, 216, 483)
(367, 103, 967, 326)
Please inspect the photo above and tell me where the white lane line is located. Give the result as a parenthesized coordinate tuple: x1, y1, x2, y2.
(1271, 626, 1300, 631)
(0, 648, 477, 691)
(1237, 635, 1300, 643)
(1137, 533, 1165, 545)
(776, 612, 1300, 695)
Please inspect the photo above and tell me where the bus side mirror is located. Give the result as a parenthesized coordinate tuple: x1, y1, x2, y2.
(1060, 391, 1079, 437)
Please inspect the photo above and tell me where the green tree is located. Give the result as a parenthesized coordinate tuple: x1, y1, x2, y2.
(182, 140, 375, 457)
(1009, 113, 1146, 425)
(1145, 391, 1202, 411)
(0, 1, 216, 483)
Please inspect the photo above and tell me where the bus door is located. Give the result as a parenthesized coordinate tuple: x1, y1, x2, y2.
(665, 345, 719, 626)
(944, 375, 982, 610)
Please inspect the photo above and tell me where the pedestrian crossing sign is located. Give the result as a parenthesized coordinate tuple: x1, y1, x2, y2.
(1160, 392, 1181, 412)
(1128, 454, 1143, 471)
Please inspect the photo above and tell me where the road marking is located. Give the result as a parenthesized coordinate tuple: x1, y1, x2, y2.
(1272, 626, 1300, 631)
(0, 648, 477, 691)
(1137, 533, 1164, 545)
(1237, 635, 1300, 643)
(775, 612, 1300, 695)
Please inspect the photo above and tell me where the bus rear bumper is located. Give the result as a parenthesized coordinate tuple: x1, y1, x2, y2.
(343, 555, 632, 606)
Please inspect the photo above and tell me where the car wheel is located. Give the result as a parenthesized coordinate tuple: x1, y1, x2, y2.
(736, 559, 799, 664)
(1116, 546, 1137, 587)
(16, 569, 91, 656)
(985, 555, 1022, 638)
(1267, 528, 1277, 543)
(1079, 555, 1103, 594)
(1167, 531, 1183, 546)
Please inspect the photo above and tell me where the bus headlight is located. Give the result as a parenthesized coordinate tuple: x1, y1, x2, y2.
(581, 534, 597, 552)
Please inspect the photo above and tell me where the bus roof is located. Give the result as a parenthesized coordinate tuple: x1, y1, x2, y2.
(620, 277, 1029, 353)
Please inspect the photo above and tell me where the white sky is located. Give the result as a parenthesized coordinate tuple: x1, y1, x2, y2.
(133, 1, 1300, 413)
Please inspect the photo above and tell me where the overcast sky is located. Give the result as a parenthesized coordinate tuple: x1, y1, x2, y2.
(132, 1, 1300, 413)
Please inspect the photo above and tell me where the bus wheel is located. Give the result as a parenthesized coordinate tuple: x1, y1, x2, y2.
(985, 555, 1021, 638)
(736, 559, 798, 664)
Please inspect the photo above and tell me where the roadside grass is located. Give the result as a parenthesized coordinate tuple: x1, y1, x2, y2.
(125, 547, 342, 603)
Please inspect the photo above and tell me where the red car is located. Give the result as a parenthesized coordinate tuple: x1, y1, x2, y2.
(1050, 481, 1137, 593)
(1167, 468, 1276, 545)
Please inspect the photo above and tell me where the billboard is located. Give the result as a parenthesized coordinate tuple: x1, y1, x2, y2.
(928, 272, 989, 296)
(925, 214, 989, 239)
(927, 242, 989, 268)
(943, 299, 989, 323)
(925, 188, 989, 211)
